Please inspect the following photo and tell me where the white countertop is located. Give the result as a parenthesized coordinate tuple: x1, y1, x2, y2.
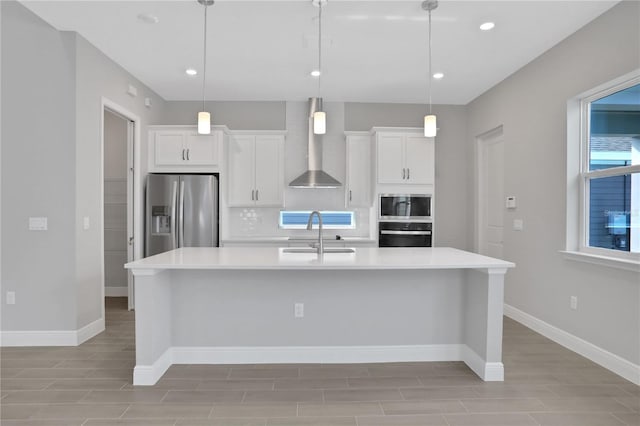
(125, 247, 515, 271)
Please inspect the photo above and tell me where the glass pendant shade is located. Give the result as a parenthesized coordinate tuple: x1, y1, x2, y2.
(313, 111, 326, 134)
(424, 114, 437, 137)
(198, 111, 211, 134)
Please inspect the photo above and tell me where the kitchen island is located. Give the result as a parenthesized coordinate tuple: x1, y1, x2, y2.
(125, 247, 514, 385)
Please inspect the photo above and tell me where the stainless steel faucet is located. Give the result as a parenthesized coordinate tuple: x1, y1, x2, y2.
(307, 211, 323, 256)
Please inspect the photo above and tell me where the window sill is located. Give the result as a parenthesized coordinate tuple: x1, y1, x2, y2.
(561, 250, 640, 273)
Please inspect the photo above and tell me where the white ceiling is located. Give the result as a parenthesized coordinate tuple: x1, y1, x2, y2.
(21, 0, 619, 105)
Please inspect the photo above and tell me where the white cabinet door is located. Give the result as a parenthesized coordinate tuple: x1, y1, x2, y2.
(227, 135, 256, 206)
(404, 136, 434, 184)
(154, 131, 186, 166)
(185, 132, 219, 166)
(346, 134, 372, 207)
(377, 134, 404, 184)
(254, 135, 283, 206)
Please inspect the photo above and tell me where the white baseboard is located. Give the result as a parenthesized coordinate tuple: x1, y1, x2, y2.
(133, 344, 504, 386)
(171, 344, 464, 365)
(461, 345, 504, 381)
(77, 317, 105, 345)
(0, 317, 105, 347)
(504, 304, 640, 385)
(105, 286, 129, 297)
(133, 348, 173, 386)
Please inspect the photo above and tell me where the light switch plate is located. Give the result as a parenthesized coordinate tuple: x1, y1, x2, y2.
(83, 216, 90, 230)
(513, 219, 524, 231)
(29, 217, 48, 231)
(506, 196, 517, 209)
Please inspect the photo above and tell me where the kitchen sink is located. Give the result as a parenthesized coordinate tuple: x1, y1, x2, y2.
(281, 248, 355, 254)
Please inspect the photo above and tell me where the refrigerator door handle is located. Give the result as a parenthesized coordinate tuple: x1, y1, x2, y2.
(179, 180, 185, 248)
(171, 180, 178, 249)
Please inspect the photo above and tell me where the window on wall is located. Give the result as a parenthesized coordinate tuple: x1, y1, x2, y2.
(579, 78, 640, 260)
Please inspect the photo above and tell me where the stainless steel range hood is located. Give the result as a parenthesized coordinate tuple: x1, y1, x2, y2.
(289, 98, 342, 188)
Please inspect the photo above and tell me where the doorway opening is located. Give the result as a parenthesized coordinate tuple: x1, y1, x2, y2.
(476, 126, 505, 259)
(101, 99, 140, 312)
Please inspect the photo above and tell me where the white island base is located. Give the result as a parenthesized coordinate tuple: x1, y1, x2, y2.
(126, 247, 514, 386)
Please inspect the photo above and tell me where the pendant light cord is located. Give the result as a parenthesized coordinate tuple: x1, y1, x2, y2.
(428, 8, 432, 114)
(317, 1, 322, 99)
(202, 4, 208, 112)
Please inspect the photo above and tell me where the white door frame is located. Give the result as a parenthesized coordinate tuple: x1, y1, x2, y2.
(475, 125, 504, 254)
(101, 98, 141, 311)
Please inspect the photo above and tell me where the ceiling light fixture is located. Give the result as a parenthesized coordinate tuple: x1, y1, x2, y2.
(480, 22, 495, 31)
(422, 0, 438, 138)
(137, 13, 159, 24)
(433, 72, 444, 79)
(310, 70, 321, 77)
(197, 0, 214, 135)
(312, 0, 327, 135)
(186, 68, 198, 76)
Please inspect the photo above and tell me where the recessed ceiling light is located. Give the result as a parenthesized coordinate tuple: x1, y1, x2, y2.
(433, 72, 444, 79)
(310, 70, 321, 77)
(137, 13, 159, 24)
(185, 68, 198, 76)
(479, 22, 495, 31)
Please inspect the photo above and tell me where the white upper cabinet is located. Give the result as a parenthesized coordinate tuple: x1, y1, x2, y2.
(227, 132, 285, 207)
(149, 126, 223, 172)
(375, 129, 434, 185)
(345, 132, 372, 207)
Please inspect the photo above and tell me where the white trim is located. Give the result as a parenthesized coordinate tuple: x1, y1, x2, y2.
(76, 317, 105, 345)
(504, 304, 640, 385)
(133, 348, 173, 386)
(561, 250, 640, 272)
(171, 344, 463, 365)
(105, 286, 129, 297)
(0, 317, 104, 347)
(133, 344, 505, 385)
(461, 345, 504, 381)
(101, 97, 141, 312)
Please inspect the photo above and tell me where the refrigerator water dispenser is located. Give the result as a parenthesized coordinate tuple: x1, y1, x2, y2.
(151, 206, 171, 235)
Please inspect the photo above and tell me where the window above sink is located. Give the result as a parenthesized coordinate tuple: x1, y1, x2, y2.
(279, 211, 356, 230)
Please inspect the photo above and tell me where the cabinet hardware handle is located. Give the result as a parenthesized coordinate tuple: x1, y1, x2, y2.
(402, 168, 406, 179)
(255, 189, 259, 201)
(182, 149, 186, 161)
(407, 168, 410, 180)
(251, 190, 254, 201)
(349, 190, 352, 202)
(186, 149, 190, 161)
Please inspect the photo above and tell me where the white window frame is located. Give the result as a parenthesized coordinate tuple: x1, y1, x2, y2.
(564, 70, 640, 271)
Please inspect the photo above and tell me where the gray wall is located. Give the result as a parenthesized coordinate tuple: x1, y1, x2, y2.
(1, 1, 77, 330)
(466, 1, 640, 365)
(74, 33, 166, 328)
(161, 101, 285, 130)
(1, 1, 167, 333)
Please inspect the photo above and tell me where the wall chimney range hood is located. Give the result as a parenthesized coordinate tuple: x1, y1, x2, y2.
(289, 97, 342, 188)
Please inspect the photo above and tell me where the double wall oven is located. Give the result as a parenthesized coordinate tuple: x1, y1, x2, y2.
(378, 194, 432, 247)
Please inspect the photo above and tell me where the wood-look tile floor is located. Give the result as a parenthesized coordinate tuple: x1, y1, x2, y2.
(1, 297, 638, 426)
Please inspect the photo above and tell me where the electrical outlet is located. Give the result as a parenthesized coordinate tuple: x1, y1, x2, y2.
(570, 296, 578, 310)
(6, 291, 16, 305)
(294, 303, 304, 318)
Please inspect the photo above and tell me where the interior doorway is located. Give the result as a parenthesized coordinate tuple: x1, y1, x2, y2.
(102, 99, 139, 311)
(476, 126, 505, 259)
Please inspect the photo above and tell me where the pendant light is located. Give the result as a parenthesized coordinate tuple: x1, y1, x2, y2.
(197, 0, 214, 135)
(422, 0, 438, 138)
(312, 0, 326, 135)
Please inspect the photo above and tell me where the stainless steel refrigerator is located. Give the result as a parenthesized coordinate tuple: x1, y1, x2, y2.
(145, 174, 218, 257)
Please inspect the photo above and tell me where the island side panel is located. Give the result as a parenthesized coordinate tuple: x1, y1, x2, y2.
(168, 269, 465, 356)
(133, 269, 172, 385)
(462, 268, 506, 381)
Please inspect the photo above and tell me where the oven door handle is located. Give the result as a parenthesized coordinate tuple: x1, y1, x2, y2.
(380, 230, 432, 235)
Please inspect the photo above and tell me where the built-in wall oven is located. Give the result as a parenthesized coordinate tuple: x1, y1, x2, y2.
(378, 194, 433, 247)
